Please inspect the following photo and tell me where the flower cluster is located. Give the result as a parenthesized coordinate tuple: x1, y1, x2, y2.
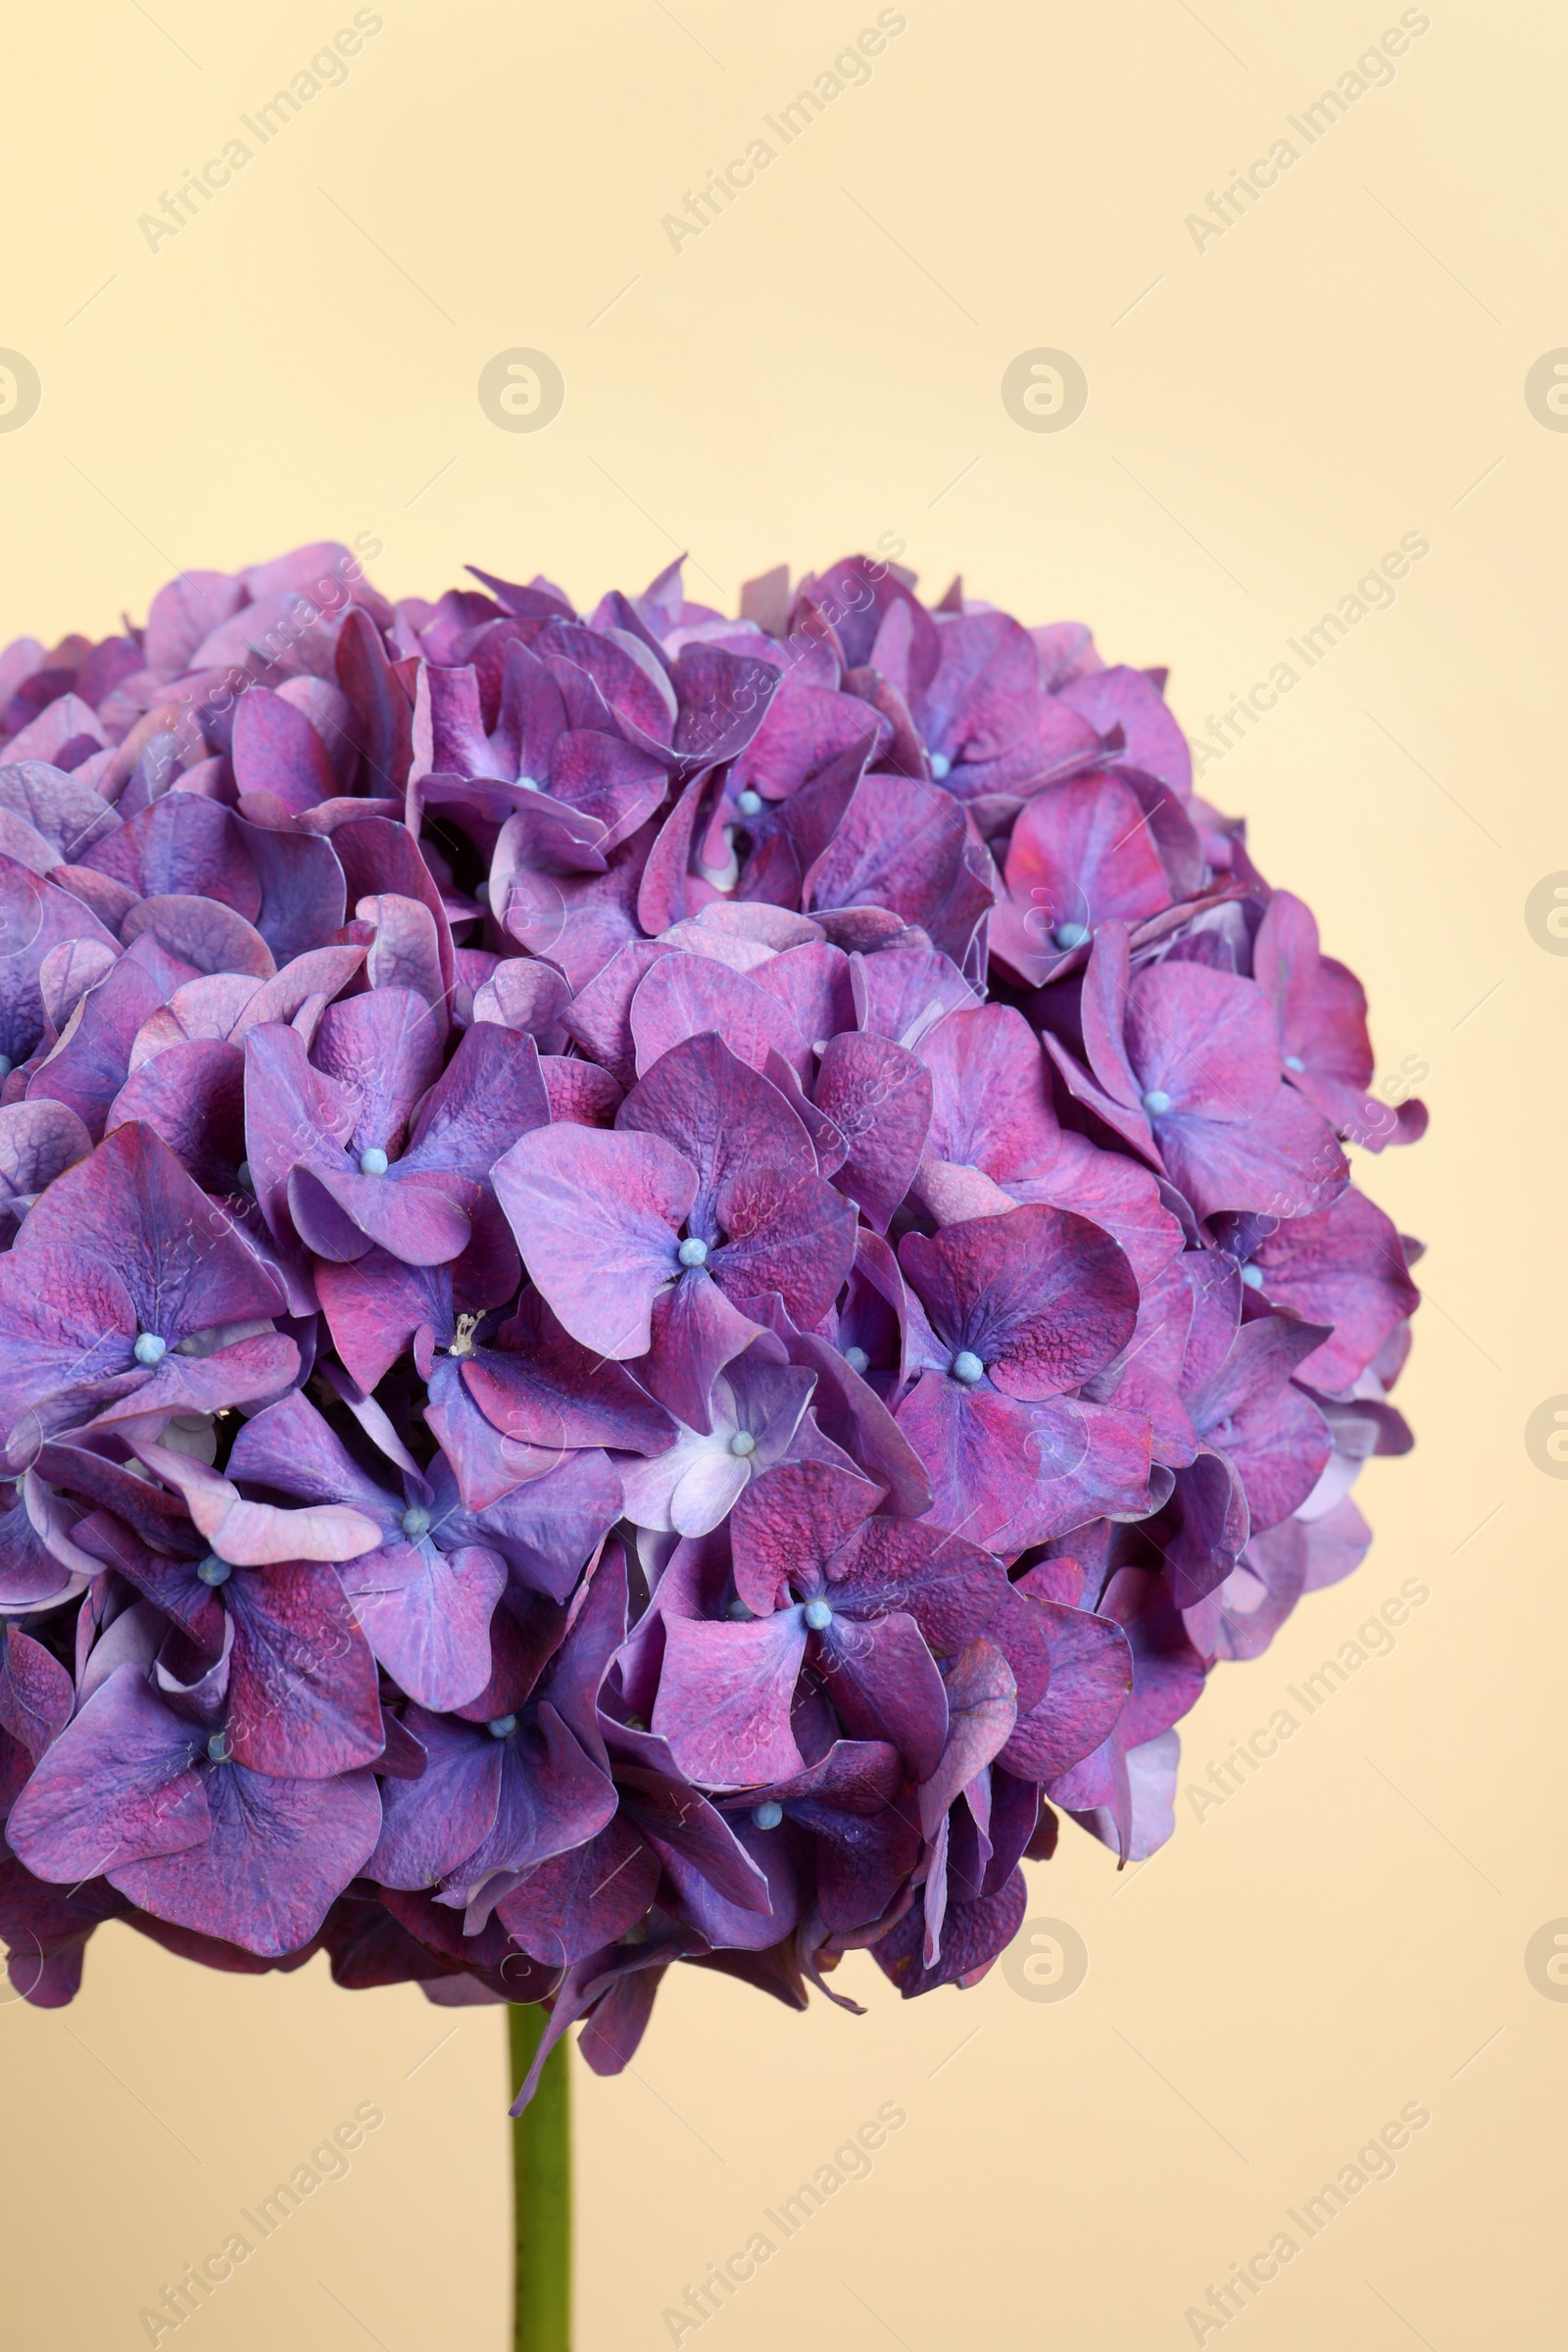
(0, 545, 1423, 2094)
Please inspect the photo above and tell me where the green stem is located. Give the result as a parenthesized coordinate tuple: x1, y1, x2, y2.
(509, 2004, 571, 2352)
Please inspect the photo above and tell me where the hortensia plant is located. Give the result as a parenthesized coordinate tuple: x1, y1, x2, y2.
(0, 546, 1423, 2347)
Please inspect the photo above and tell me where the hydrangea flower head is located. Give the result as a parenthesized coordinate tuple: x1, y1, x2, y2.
(0, 543, 1422, 2097)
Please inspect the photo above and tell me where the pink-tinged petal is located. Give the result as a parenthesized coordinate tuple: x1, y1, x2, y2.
(1063, 1727, 1179, 1865)
(505, 820, 657, 993)
(27, 935, 196, 1137)
(713, 1163, 858, 1329)
(337, 1540, 507, 1713)
(535, 619, 675, 749)
(1154, 1083, 1348, 1221)
(435, 1451, 623, 1607)
(917, 1640, 1016, 1837)
(233, 945, 365, 1036)
(630, 953, 809, 1080)
(401, 1019, 551, 1180)
(334, 604, 415, 788)
(232, 817, 351, 964)
(19, 1119, 286, 1335)
(358, 892, 447, 1014)
(472, 957, 573, 1050)
(463, 1289, 676, 1456)
(225, 1565, 385, 1778)
(946, 693, 1104, 803)
(1000, 1586, 1133, 1780)
(805, 776, 992, 966)
(619, 1028, 813, 1207)
(755, 1310, 932, 1517)
(636, 771, 710, 935)
(1229, 1377, 1330, 1530)
(919, 611, 1039, 762)
(314, 987, 447, 1158)
(919, 1002, 1060, 1177)
(88, 1331, 301, 1433)
(548, 728, 669, 851)
(423, 662, 503, 778)
(0, 1628, 73, 1764)
(986, 1396, 1152, 1554)
(224, 1388, 393, 1521)
(0, 1473, 94, 1613)
(900, 1205, 1137, 1398)
(732, 675, 885, 799)
(748, 939, 856, 1046)
(824, 1515, 1005, 1662)
(125, 889, 278, 983)
(366, 1709, 501, 1888)
(289, 1164, 473, 1268)
(895, 1372, 1048, 1550)
(1251, 888, 1319, 1051)
(107, 1036, 244, 1191)
(854, 943, 980, 1050)
(1089, 1256, 1198, 1465)
(129, 973, 262, 1066)
(0, 760, 121, 862)
(640, 1268, 763, 1432)
(1255, 895, 1408, 1147)
(875, 1864, 1027, 1996)
(1126, 961, 1277, 1122)
(0, 1098, 92, 1202)
(51, 858, 138, 929)
(1056, 664, 1193, 798)
(38, 935, 121, 1040)
(1073, 924, 1152, 1144)
(7, 1666, 210, 1883)
(490, 633, 568, 775)
(653, 1610, 808, 1787)
(495, 1817, 661, 1968)
(1251, 1185, 1419, 1393)
(83, 795, 262, 918)
(1100, 1569, 1206, 1748)
(1004, 1131, 1185, 1291)
(812, 1032, 931, 1233)
(1166, 1447, 1250, 1606)
(539, 1055, 622, 1128)
(0, 858, 118, 1069)
(329, 812, 456, 997)
(493, 1123, 694, 1359)
(487, 791, 610, 894)
(144, 571, 247, 671)
(561, 940, 671, 1088)
(728, 1461, 880, 1615)
(669, 644, 779, 769)
(241, 1016, 358, 1245)
(1298, 1490, 1373, 1591)
(816, 1609, 950, 1782)
(232, 686, 336, 812)
(995, 772, 1172, 986)
(116, 1762, 381, 1958)
(421, 1362, 567, 1513)
(134, 1442, 381, 1566)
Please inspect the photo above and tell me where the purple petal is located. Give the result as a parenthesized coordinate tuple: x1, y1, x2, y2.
(493, 1123, 694, 1359)
(653, 1609, 808, 1787)
(115, 1761, 381, 1957)
(224, 1564, 385, 1778)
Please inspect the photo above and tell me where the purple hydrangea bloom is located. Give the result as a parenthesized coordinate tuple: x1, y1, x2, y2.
(0, 544, 1423, 2108)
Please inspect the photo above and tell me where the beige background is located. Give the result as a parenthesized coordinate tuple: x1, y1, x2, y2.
(1, 2, 1561, 2344)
